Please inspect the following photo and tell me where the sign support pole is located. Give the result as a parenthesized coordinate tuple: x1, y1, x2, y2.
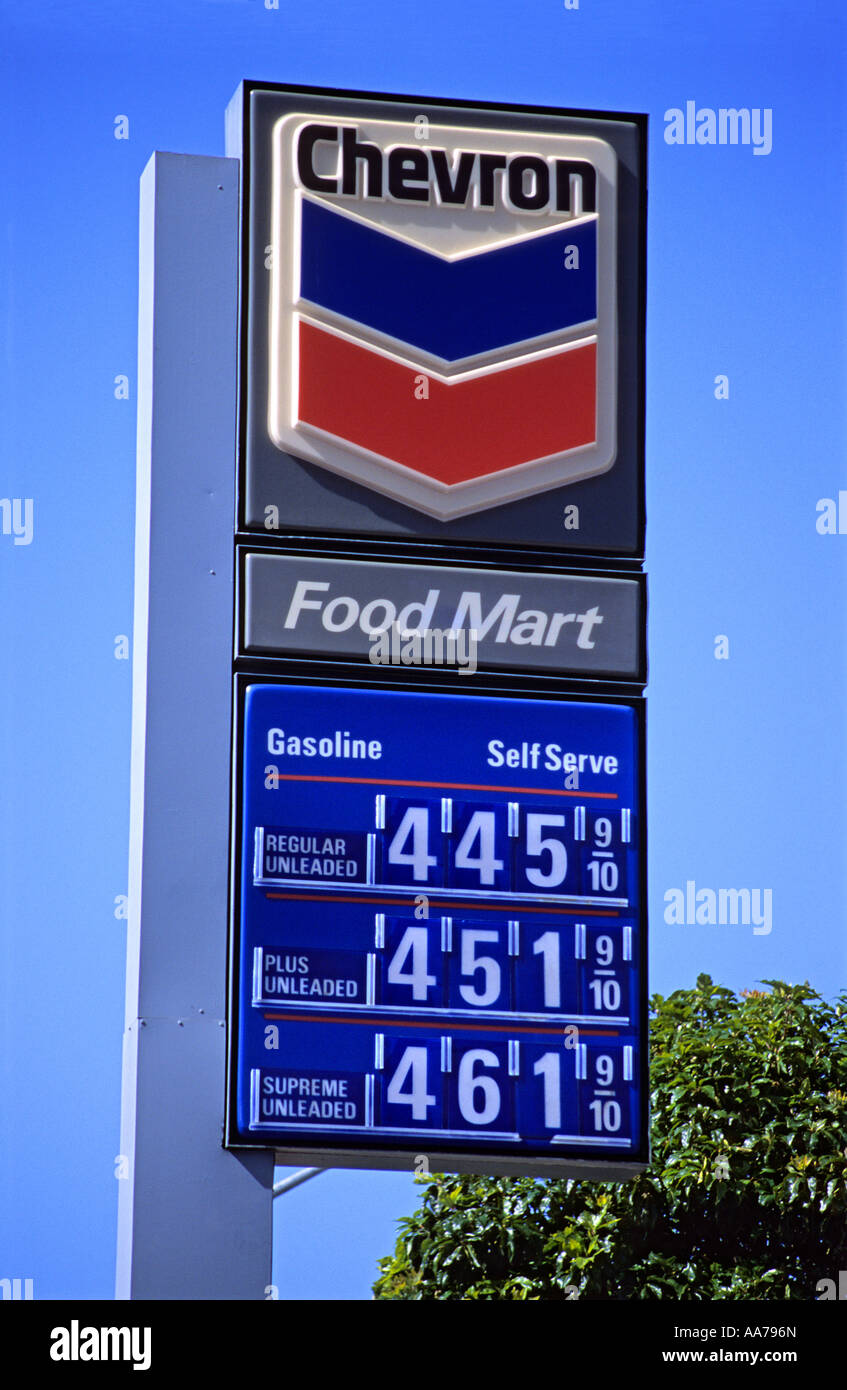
(116, 152, 274, 1300)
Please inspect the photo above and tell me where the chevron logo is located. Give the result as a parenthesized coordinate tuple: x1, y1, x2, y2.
(268, 115, 618, 519)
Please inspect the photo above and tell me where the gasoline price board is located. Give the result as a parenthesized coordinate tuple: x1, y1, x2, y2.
(230, 682, 646, 1171)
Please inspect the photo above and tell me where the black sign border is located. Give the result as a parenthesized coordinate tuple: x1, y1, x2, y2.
(234, 539, 648, 688)
(224, 669, 649, 1179)
(230, 79, 647, 561)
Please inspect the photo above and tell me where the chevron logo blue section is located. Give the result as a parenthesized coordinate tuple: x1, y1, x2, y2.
(299, 197, 597, 363)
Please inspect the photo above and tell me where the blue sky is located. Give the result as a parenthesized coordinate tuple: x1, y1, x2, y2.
(1, 0, 845, 1301)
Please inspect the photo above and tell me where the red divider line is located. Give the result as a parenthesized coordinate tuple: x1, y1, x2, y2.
(268, 772, 618, 800)
(264, 891, 622, 917)
(263, 1010, 620, 1037)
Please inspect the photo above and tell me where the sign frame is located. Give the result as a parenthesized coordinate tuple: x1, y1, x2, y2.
(235, 539, 648, 686)
(226, 80, 647, 558)
(224, 670, 649, 1179)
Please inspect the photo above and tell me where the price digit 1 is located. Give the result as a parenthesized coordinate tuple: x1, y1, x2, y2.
(532, 1052, 561, 1129)
(532, 931, 561, 1008)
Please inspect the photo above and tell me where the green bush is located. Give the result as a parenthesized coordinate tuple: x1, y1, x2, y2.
(373, 976, 847, 1299)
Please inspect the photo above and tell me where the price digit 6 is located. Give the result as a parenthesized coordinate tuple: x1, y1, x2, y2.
(457, 1050, 501, 1125)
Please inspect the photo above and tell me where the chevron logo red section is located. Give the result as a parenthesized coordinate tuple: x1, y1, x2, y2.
(268, 114, 617, 518)
(298, 322, 597, 485)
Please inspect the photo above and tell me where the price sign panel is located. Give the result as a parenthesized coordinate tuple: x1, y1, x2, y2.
(229, 682, 647, 1175)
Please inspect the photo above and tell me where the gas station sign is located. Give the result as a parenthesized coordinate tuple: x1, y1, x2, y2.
(224, 82, 648, 1179)
(121, 81, 649, 1302)
(233, 83, 646, 553)
(231, 682, 647, 1173)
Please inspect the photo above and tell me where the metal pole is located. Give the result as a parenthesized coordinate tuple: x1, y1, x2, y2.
(273, 1168, 327, 1198)
(116, 152, 274, 1300)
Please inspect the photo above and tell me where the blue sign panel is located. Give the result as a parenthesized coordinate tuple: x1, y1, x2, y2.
(232, 683, 646, 1167)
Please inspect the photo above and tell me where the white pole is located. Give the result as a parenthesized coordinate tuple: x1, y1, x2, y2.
(116, 152, 274, 1300)
(273, 1169, 327, 1197)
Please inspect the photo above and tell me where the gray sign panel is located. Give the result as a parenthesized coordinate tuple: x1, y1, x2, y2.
(241, 552, 643, 679)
